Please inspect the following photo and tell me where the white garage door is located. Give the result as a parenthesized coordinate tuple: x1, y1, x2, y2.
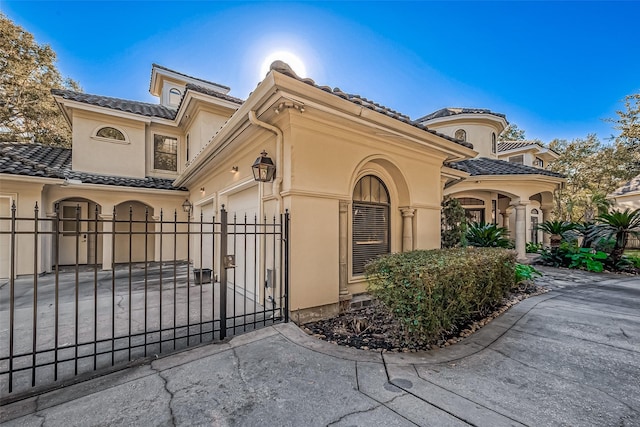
(226, 186, 260, 301)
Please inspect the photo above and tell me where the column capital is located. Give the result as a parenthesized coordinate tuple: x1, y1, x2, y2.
(510, 200, 530, 209)
(339, 200, 351, 213)
(400, 207, 415, 217)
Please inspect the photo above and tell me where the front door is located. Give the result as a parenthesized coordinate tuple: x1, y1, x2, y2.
(58, 202, 89, 265)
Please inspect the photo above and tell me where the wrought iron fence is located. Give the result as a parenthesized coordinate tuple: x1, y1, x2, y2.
(0, 202, 289, 400)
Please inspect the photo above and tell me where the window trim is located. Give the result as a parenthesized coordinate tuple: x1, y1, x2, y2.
(491, 132, 497, 154)
(91, 125, 129, 145)
(351, 175, 391, 276)
(152, 134, 179, 173)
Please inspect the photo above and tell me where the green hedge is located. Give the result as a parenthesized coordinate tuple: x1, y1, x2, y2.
(365, 247, 517, 344)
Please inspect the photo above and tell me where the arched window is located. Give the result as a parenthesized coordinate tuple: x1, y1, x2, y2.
(95, 126, 126, 141)
(530, 209, 540, 244)
(352, 175, 390, 275)
(169, 88, 182, 105)
(455, 129, 466, 142)
(492, 132, 497, 153)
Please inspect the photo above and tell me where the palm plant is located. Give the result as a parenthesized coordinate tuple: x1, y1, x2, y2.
(535, 220, 578, 248)
(593, 209, 640, 265)
(466, 223, 512, 248)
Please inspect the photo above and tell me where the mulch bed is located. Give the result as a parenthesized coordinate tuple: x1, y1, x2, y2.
(303, 284, 549, 352)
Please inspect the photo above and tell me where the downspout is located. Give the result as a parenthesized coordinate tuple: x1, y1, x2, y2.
(248, 110, 284, 213)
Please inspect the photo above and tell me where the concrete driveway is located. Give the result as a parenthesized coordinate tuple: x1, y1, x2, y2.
(1, 267, 639, 426)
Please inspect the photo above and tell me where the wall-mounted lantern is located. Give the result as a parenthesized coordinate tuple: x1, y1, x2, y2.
(252, 150, 276, 182)
(182, 199, 193, 213)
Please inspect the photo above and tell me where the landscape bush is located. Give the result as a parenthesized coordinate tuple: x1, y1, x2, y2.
(365, 247, 517, 344)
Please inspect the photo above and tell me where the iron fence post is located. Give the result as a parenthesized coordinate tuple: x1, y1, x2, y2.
(219, 205, 228, 340)
(284, 210, 290, 323)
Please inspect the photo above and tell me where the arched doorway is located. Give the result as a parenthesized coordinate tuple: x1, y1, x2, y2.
(114, 201, 155, 264)
(352, 175, 390, 275)
(55, 198, 102, 266)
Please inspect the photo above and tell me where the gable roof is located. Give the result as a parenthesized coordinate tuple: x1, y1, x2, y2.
(268, 61, 473, 149)
(612, 174, 640, 196)
(447, 157, 564, 178)
(52, 89, 177, 120)
(0, 142, 186, 191)
(416, 108, 507, 123)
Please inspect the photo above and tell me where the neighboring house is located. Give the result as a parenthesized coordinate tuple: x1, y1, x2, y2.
(1, 62, 564, 319)
(417, 108, 564, 254)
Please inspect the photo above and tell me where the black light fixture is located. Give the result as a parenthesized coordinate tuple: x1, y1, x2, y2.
(181, 199, 193, 213)
(252, 150, 276, 182)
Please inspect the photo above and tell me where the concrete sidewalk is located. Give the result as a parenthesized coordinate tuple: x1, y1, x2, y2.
(1, 267, 639, 426)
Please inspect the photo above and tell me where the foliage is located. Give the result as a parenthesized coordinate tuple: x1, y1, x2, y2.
(0, 13, 80, 147)
(567, 248, 607, 272)
(526, 242, 542, 253)
(441, 196, 467, 248)
(572, 222, 599, 248)
(535, 220, 578, 244)
(515, 264, 542, 283)
(549, 135, 636, 222)
(365, 248, 517, 344)
(465, 223, 512, 248)
(609, 92, 640, 169)
(592, 208, 640, 265)
(539, 241, 609, 272)
(498, 123, 526, 142)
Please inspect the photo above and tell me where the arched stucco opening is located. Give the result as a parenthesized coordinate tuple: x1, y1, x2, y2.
(114, 201, 155, 264)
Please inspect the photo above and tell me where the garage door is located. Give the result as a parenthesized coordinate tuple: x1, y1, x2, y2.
(226, 186, 260, 301)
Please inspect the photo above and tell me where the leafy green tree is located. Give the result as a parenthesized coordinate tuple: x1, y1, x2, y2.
(0, 13, 80, 147)
(498, 123, 526, 141)
(548, 135, 638, 221)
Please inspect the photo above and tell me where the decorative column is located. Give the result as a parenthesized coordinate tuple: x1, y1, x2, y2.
(541, 206, 552, 247)
(338, 200, 351, 301)
(513, 202, 528, 261)
(100, 213, 113, 271)
(401, 208, 415, 252)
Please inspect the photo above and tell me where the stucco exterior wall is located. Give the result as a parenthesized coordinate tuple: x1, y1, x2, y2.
(428, 122, 499, 158)
(185, 109, 230, 165)
(72, 110, 147, 178)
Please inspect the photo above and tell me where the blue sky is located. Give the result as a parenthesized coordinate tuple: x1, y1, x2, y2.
(3, 1, 639, 143)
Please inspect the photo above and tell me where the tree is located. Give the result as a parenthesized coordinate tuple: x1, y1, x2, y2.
(0, 13, 80, 147)
(441, 196, 466, 248)
(498, 123, 526, 141)
(548, 134, 639, 222)
(610, 92, 640, 170)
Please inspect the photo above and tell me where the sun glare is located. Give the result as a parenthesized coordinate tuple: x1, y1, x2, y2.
(260, 51, 307, 79)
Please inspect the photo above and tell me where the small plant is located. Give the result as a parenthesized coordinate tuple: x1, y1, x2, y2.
(568, 248, 608, 272)
(466, 223, 513, 248)
(592, 209, 640, 266)
(526, 242, 542, 253)
(515, 264, 543, 292)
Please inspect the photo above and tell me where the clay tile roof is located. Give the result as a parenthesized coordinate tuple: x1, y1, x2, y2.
(151, 64, 231, 91)
(268, 61, 474, 150)
(184, 83, 244, 105)
(52, 89, 177, 120)
(447, 157, 564, 178)
(0, 142, 186, 191)
(498, 141, 542, 152)
(415, 107, 507, 123)
(612, 174, 640, 196)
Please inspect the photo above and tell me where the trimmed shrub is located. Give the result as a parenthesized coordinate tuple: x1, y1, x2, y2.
(365, 247, 517, 344)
